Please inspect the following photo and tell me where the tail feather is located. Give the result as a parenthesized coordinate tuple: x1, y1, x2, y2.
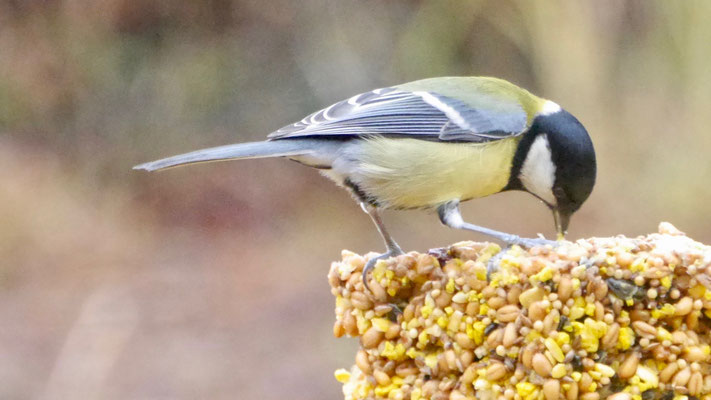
(133, 140, 321, 172)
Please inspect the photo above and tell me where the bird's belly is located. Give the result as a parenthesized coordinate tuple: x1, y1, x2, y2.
(338, 137, 518, 209)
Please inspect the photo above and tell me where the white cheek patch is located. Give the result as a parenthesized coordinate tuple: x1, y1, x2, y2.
(519, 134, 557, 205)
(540, 100, 561, 116)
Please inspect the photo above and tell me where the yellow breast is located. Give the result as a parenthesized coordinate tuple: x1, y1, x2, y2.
(349, 137, 519, 209)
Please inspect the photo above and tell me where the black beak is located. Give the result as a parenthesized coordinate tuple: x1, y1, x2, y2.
(553, 208, 571, 240)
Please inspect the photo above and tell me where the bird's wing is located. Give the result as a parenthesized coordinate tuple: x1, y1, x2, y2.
(268, 86, 529, 142)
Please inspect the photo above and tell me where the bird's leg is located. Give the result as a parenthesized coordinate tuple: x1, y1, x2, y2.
(361, 203, 404, 291)
(437, 200, 558, 277)
(437, 200, 557, 247)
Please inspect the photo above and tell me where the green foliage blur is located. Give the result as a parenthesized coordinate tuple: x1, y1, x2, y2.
(1, 1, 711, 398)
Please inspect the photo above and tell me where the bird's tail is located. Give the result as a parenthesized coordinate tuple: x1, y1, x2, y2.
(133, 139, 329, 171)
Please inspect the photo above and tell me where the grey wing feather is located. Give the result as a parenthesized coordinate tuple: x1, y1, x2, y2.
(133, 140, 325, 171)
(268, 87, 527, 143)
(425, 92, 528, 140)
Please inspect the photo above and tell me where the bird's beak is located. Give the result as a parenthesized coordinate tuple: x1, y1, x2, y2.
(553, 208, 571, 241)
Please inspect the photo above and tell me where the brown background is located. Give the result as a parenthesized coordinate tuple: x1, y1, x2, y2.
(1, 1, 711, 398)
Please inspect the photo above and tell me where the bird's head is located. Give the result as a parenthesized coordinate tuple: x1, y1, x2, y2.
(511, 102, 597, 239)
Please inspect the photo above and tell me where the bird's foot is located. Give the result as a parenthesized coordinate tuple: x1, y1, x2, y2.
(502, 234, 559, 249)
(486, 249, 508, 281)
(385, 303, 404, 321)
(362, 247, 404, 293)
(362, 248, 405, 319)
(486, 235, 559, 280)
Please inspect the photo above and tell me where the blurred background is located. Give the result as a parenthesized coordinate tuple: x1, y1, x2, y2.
(1, 0, 711, 398)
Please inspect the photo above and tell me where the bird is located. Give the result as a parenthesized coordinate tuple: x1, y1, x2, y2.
(135, 76, 596, 286)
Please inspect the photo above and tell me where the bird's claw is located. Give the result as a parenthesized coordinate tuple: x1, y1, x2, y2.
(362, 248, 403, 292)
(486, 236, 560, 280)
(362, 250, 405, 321)
(505, 235, 559, 248)
(486, 248, 508, 281)
(387, 304, 403, 321)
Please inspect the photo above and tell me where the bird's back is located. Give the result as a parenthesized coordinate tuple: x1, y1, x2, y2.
(395, 76, 548, 125)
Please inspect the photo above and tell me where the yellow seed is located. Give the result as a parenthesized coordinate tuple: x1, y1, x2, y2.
(521, 344, 535, 369)
(361, 326, 383, 349)
(507, 286, 523, 305)
(532, 266, 554, 281)
(444, 349, 457, 371)
(631, 320, 656, 338)
(455, 332, 475, 349)
(496, 305, 520, 322)
(459, 350, 473, 369)
(636, 365, 659, 388)
(529, 300, 547, 321)
(558, 277, 573, 302)
(594, 301, 604, 321)
(371, 278, 388, 302)
(674, 296, 693, 316)
(333, 320, 345, 338)
(579, 373, 592, 393)
(355, 350, 371, 374)
(486, 362, 507, 381)
(689, 371, 703, 396)
(543, 309, 559, 335)
(672, 366, 691, 386)
(618, 353, 638, 379)
(373, 369, 391, 386)
(445, 278, 456, 293)
(584, 303, 595, 317)
(661, 276, 672, 289)
(685, 345, 709, 362)
(334, 368, 351, 383)
(545, 338, 565, 362)
(616, 326, 635, 350)
(671, 330, 687, 344)
(516, 382, 537, 398)
(659, 361, 679, 383)
(452, 291, 468, 303)
(503, 322, 518, 348)
(487, 296, 506, 309)
(486, 327, 504, 348)
(601, 322, 620, 350)
(420, 304, 433, 318)
(569, 306, 585, 320)
(380, 341, 406, 361)
(551, 363, 567, 379)
(520, 287, 545, 308)
(371, 317, 391, 332)
(461, 365, 476, 384)
(566, 381, 578, 400)
(350, 291, 373, 310)
(532, 353, 552, 377)
(343, 311, 357, 336)
(594, 363, 615, 378)
(449, 390, 467, 400)
(687, 310, 700, 330)
(543, 379, 560, 400)
(656, 326, 672, 342)
(385, 322, 400, 340)
(580, 392, 599, 400)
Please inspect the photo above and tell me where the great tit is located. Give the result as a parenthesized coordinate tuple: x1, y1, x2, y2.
(135, 76, 596, 283)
